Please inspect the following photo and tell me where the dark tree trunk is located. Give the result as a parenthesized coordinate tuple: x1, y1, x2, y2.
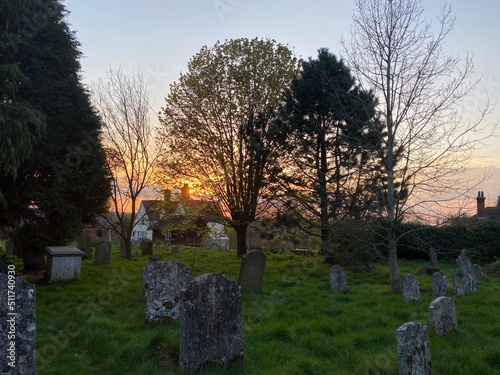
(234, 224, 248, 256)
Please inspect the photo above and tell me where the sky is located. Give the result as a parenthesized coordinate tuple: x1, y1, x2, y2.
(63, 0, 500, 212)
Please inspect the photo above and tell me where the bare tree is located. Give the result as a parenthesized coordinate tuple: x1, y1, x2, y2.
(92, 67, 163, 259)
(342, 0, 495, 292)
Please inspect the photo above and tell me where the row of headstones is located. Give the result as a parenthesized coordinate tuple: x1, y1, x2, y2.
(141, 250, 266, 373)
(76, 238, 154, 263)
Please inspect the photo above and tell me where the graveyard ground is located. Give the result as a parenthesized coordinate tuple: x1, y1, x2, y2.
(9, 245, 500, 374)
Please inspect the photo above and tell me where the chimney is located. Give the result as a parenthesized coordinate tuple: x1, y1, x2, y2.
(477, 191, 486, 219)
(181, 183, 190, 200)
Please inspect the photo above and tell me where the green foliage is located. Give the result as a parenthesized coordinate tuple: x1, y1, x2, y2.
(28, 247, 500, 374)
(0, 0, 110, 269)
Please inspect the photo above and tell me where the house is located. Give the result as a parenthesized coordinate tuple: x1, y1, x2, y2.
(132, 185, 230, 249)
(473, 191, 500, 220)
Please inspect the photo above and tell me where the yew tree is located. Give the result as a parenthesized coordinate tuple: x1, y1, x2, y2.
(159, 38, 299, 255)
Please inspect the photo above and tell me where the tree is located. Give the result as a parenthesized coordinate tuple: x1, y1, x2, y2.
(0, 0, 46, 205)
(92, 67, 164, 259)
(275, 48, 381, 263)
(159, 38, 299, 255)
(0, 0, 111, 270)
(342, 0, 494, 291)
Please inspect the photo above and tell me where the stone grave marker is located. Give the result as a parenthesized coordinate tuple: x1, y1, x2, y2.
(474, 264, 486, 279)
(456, 254, 478, 293)
(401, 274, 420, 302)
(142, 262, 191, 323)
(429, 248, 439, 267)
(238, 250, 266, 291)
(396, 322, 432, 375)
(429, 296, 458, 336)
(329, 265, 348, 293)
(180, 273, 243, 374)
(452, 271, 468, 296)
(431, 271, 448, 298)
(119, 239, 126, 258)
(1, 274, 36, 375)
(141, 239, 153, 256)
(94, 241, 111, 265)
(45, 246, 84, 282)
(77, 235, 92, 260)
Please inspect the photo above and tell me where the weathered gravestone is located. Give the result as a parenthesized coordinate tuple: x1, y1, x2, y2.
(431, 271, 448, 298)
(94, 241, 111, 265)
(396, 322, 432, 375)
(401, 274, 420, 302)
(429, 248, 439, 267)
(474, 264, 486, 279)
(180, 273, 243, 374)
(454, 254, 478, 295)
(0, 274, 36, 375)
(142, 262, 192, 323)
(238, 250, 266, 291)
(45, 246, 84, 282)
(429, 297, 458, 336)
(329, 265, 348, 293)
(141, 239, 153, 256)
(77, 235, 92, 260)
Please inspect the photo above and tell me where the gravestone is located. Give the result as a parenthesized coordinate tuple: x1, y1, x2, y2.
(431, 271, 448, 298)
(429, 297, 458, 336)
(0, 274, 36, 375)
(141, 239, 153, 256)
(77, 235, 92, 260)
(329, 265, 348, 293)
(401, 274, 420, 302)
(238, 250, 266, 291)
(180, 273, 243, 374)
(142, 262, 192, 323)
(396, 322, 432, 375)
(119, 239, 126, 258)
(94, 241, 111, 265)
(454, 254, 478, 294)
(452, 271, 468, 296)
(429, 248, 439, 267)
(474, 264, 486, 279)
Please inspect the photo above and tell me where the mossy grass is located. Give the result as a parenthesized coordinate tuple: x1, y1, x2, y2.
(7, 245, 500, 374)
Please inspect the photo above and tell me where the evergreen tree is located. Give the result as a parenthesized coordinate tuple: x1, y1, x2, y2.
(0, 0, 111, 270)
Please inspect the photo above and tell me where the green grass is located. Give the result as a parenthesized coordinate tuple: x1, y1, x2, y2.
(10, 245, 500, 374)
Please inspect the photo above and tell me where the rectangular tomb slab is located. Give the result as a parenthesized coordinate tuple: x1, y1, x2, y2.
(45, 246, 84, 282)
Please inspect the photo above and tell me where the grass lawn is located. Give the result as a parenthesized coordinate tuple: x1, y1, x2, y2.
(11, 245, 500, 374)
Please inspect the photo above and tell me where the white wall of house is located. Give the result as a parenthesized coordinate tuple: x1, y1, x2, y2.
(132, 203, 153, 242)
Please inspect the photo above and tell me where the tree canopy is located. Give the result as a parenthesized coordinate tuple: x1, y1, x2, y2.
(159, 37, 299, 255)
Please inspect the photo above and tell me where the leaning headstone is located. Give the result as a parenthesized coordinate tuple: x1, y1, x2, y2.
(140, 239, 153, 256)
(429, 297, 458, 336)
(452, 271, 468, 296)
(180, 273, 243, 374)
(455, 254, 478, 294)
(474, 264, 486, 279)
(432, 271, 448, 298)
(238, 250, 266, 291)
(142, 262, 192, 323)
(396, 322, 432, 375)
(401, 274, 420, 302)
(0, 274, 36, 375)
(429, 248, 439, 267)
(329, 265, 348, 293)
(94, 241, 111, 265)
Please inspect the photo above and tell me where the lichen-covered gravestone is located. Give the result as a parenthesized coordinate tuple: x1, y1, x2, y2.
(94, 241, 111, 265)
(238, 250, 266, 291)
(401, 274, 420, 302)
(431, 271, 448, 298)
(142, 262, 192, 323)
(396, 322, 432, 375)
(329, 265, 348, 293)
(180, 273, 243, 374)
(0, 274, 36, 375)
(429, 297, 458, 336)
(429, 248, 439, 267)
(455, 254, 478, 294)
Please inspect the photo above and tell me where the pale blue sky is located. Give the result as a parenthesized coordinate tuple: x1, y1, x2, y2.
(64, 0, 500, 202)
